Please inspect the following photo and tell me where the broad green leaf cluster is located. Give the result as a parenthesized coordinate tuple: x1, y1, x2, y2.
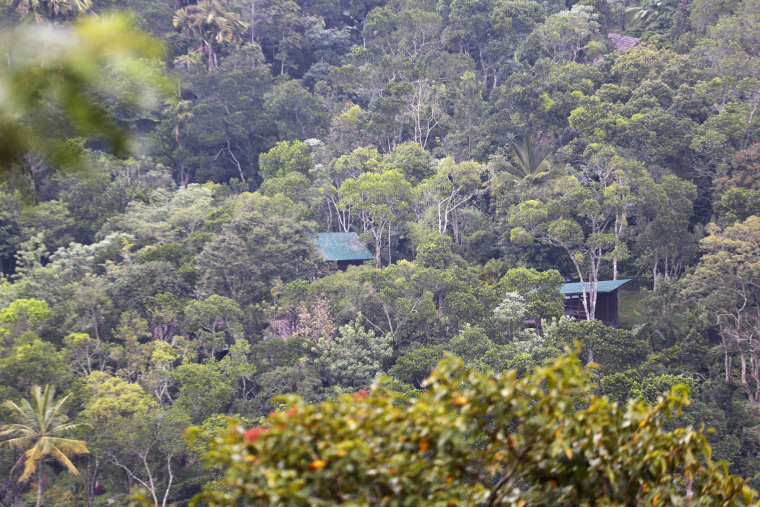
(189, 353, 757, 506)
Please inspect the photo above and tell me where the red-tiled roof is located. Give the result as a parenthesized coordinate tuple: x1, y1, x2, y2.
(608, 32, 640, 52)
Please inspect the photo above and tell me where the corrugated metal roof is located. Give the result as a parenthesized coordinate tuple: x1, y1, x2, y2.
(560, 279, 632, 294)
(315, 232, 374, 262)
(608, 33, 640, 52)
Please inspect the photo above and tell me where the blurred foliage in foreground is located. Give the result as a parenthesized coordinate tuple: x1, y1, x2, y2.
(0, 15, 168, 185)
(148, 353, 757, 506)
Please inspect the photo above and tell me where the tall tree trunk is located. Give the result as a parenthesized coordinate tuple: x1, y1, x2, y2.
(36, 465, 43, 507)
(250, 0, 256, 47)
(161, 453, 174, 507)
(652, 252, 659, 292)
(751, 340, 760, 405)
(87, 455, 93, 507)
(373, 227, 383, 268)
(86, 456, 102, 507)
(452, 213, 460, 244)
(739, 339, 748, 388)
(388, 222, 392, 266)
(588, 277, 597, 322)
(565, 246, 594, 321)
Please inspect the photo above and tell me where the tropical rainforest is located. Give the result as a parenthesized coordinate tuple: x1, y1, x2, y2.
(1, 0, 760, 504)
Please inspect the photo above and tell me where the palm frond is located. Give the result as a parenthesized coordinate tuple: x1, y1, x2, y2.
(534, 158, 553, 175)
(0, 426, 36, 441)
(50, 446, 82, 475)
(3, 400, 28, 420)
(18, 447, 42, 482)
(71, 0, 92, 13)
(529, 171, 552, 185)
(50, 421, 87, 435)
(47, 437, 89, 454)
(39, 437, 54, 456)
(0, 436, 34, 450)
(483, 170, 520, 193)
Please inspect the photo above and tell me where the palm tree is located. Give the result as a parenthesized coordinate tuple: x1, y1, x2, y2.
(626, 0, 678, 23)
(173, 0, 249, 71)
(11, 0, 92, 22)
(0, 385, 89, 507)
(479, 258, 507, 286)
(485, 135, 561, 193)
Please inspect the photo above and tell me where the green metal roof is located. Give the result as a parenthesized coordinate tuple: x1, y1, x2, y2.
(315, 233, 374, 262)
(560, 279, 631, 294)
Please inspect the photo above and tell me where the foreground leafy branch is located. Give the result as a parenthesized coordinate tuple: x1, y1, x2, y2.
(160, 353, 757, 506)
(0, 16, 168, 183)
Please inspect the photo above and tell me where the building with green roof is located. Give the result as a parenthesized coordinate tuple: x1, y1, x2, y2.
(315, 232, 374, 271)
(561, 279, 631, 327)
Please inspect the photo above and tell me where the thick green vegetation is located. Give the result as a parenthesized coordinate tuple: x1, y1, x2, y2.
(179, 354, 756, 506)
(1, 0, 760, 504)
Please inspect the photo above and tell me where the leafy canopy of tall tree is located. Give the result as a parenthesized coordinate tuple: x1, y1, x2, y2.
(682, 216, 760, 404)
(418, 157, 484, 243)
(338, 169, 413, 266)
(437, 0, 546, 90)
(507, 186, 618, 321)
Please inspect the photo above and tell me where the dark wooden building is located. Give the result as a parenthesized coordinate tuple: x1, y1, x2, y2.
(315, 232, 374, 271)
(561, 279, 631, 327)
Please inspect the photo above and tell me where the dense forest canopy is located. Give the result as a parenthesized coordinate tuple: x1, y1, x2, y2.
(1, 0, 760, 504)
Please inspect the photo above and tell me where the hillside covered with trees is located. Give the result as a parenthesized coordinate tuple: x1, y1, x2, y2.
(1, 0, 760, 504)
